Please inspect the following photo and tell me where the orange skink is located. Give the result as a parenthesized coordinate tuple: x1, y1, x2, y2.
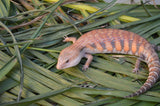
(57, 29, 160, 97)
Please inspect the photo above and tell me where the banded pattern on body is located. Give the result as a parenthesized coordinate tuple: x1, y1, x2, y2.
(77, 29, 160, 97)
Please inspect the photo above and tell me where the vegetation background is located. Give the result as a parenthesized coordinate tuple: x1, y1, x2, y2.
(0, 0, 160, 105)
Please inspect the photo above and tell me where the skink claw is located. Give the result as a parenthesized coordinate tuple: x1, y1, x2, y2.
(132, 68, 139, 74)
(63, 35, 68, 42)
(63, 35, 68, 38)
(82, 65, 89, 71)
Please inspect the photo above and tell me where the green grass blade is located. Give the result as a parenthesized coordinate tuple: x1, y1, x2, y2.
(0, 21, 24, 101)
(0, 87, 73, 106)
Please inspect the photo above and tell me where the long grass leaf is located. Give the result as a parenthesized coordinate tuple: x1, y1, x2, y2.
(81, 5, 140, 30)
(0, 78, 18, 94)
(111, 14, 160, 29)
(0, 87, 73, 106)
(0, 21, 24, 101)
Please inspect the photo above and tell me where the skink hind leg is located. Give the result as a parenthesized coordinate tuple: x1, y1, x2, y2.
(132, 56, 144, 74)
(132, 58, 141, 74)
(82, 54, 93, 71)
(63, 36, 77, 43)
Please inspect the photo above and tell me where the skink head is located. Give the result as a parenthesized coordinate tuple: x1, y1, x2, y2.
(56, 46, 84, 70)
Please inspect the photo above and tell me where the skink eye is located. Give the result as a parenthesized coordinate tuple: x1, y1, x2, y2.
(66, 60, 69, 63)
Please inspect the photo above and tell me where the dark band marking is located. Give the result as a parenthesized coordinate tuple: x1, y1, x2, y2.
(148, 76, 156, 83)
(150, 71, 159, 78)
(141, 86, 147, 91)
(135, 42, 141, 55)
(147, 53, 159, 63)
(144, 82, 152, 88)
(147, 78, 154, 83)
(148, 60, 160, 68)
(100, 41, 106, 49)
(120, 39, 124, 51)
(91, 43, 96, 48)
(111, 40, 115, 49)
(139, 89, 143, 93)
(128, 40, 133, 54)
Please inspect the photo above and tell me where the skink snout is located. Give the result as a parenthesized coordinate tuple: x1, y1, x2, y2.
(56, 64, 61, 70)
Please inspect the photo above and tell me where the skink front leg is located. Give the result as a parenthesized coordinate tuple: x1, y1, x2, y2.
(82, 54, 93, 71)
(63, 36, 77, 43)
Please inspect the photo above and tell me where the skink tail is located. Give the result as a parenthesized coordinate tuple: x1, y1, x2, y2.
(125, 51, 160, 98)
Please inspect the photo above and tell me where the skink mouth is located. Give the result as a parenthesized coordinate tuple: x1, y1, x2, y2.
(56, 65, 70, 70)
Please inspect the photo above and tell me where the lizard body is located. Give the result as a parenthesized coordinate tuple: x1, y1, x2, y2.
(56, 29, 160, 97)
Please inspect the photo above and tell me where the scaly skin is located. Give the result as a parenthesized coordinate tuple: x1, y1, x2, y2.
(56, 29, 160, 97)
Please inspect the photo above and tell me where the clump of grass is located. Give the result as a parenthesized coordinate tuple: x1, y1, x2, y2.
(0, 0, 160, 105)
